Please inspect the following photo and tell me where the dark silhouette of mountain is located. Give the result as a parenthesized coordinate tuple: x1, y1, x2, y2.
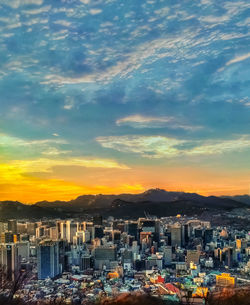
(222, 195, 250, 206)
(0, 189, 248, 220)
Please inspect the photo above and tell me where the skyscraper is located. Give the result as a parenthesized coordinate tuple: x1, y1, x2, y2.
(171, 225, 182, 247)
(0, 243, 19, 280)
(37, 240, 60, 280)
(66, 221, 77, 243)
(8, 220, 17, 235)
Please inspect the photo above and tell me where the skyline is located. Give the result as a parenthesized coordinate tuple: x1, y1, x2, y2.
(1, 0, 250, 203)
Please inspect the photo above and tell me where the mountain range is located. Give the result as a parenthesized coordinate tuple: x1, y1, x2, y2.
(0, 189, 249, 220)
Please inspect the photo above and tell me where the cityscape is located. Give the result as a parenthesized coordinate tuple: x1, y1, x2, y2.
(0, 206, 250, 304)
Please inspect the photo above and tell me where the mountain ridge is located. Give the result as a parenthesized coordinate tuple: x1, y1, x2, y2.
(0, 189, 248, 220)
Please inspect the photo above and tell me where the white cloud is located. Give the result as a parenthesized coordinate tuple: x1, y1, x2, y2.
(80, 0, 90, 4)
(54, 20, 71, 27)
(225, 53, 250, 66)
(2, 0, 43, 9)
(22, 5, 51, 15)
(89, 9, 102, 15)
(63, 98, 75, 110)
(116, 114, 202, 130)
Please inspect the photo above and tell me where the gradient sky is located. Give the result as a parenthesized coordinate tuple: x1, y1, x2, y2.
(0, 0, 250, 203)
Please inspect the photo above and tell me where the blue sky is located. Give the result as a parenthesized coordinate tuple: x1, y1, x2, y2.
(0, 0, 250, 202)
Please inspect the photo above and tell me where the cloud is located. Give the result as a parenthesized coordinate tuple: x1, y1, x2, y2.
(63, 98, 75, 110)
(186, 137, 250, 156)
(2, 0, 43, 9)
(41, 148, 72, 156)
(225, 53, 250, 67)
(116, 114, 202, 130)
(42, 30, 201, 85)
(22, 5, 51, 15)
(97, 136, 185, 158)
(218, 53, 250, 72)
(54, 20, 72, 27)
(97, 135, 250, 158)
(80, 0, 90, 4)
(9, 157, 130, 173)
(0, 134, 67, 147)
(89, 9, 102, 15)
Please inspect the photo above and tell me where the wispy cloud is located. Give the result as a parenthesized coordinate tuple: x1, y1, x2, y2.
(225, 53, 250, 67)
(1, 0, 43, 9)
(97, 135, 250, 158)
(116, 115, 202, 130)
(97, 136, 185, 158)
(218, 53, 250, 72)
(0, 134, 67, 147)
(22, 5, 51, 15)
(9, 157, 130, 173)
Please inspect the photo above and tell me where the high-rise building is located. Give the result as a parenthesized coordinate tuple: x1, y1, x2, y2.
(66, 221, 77, 243)
(171, 225, 182, 247)
(0, 243, 19, 280)
(204, 229, 213, 244)
(93, 215, 103, 226)
(60, 222, 67, 240)
(0, 222, 8, 234)
(37, 240, 60, 280)
(92, 226, 104, 239)
(163, 246, 172, 265)
(186, 250, 201, 268)
(125, 221, 138, 239)
(16, 242, 29, 262)
(138, 219, 160, 242)
(26, 222, 37, 235)
(49, 227, 58, 240)
(1, 231, 14, 243)
(8, 220, 17, 235)
(80, 255, 92, 270)
(112, 230, 121, 244)
(94, 245, 117, 270)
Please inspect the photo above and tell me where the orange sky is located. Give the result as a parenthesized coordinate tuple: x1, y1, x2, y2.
(0, 160, 249, 203)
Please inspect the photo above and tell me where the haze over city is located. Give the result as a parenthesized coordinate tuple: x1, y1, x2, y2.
(1, 0, 250, 203)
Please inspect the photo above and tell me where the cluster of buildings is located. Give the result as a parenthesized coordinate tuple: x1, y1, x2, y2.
(0, 215, 250, 303)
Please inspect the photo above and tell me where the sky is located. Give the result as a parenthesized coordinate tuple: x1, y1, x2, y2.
(0, 0, 250, 203)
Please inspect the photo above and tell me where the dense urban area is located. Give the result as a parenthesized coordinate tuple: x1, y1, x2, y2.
(0, 212, 250, 305)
